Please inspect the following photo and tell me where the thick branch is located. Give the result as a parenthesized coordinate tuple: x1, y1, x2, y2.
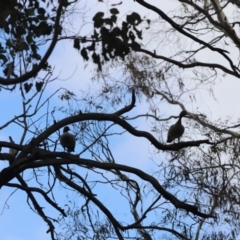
(114, 89, 136, 116)
(21, 113, 209, 155)
(12, 96, 209, 166)
(2, 152, 214, 219)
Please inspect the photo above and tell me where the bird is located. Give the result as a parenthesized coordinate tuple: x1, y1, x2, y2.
(167, 111, 188, 143)
(60, 126, 76, 152)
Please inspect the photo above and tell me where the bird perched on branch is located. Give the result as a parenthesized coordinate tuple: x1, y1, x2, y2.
(167, 111, 188, 143)
(60, 126, 76, 152)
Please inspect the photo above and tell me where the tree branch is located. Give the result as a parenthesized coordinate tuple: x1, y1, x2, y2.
(134, 0, 239, 75)
(16, 175, 56, 239)
(0, 1, 64, 85)
(5, 182, 66, 217)
(53, 165, 124, 240)
(114, 89, 136, 116)
(137, 48, 240, 79)
(2, 152, 215, 219)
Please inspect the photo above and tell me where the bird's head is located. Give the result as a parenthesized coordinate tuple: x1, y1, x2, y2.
(63, 126, 70, 133)
(179, 110, 188, 118)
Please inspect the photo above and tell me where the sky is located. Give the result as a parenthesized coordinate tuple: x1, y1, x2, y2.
(1, 0, 240, 239)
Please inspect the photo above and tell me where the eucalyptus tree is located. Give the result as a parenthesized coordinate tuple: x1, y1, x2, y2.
(79, 0, 240, 239)
(1, 0, 240, 240)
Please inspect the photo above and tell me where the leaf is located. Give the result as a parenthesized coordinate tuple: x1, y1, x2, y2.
(100, 27, 109, 39)
(110, 8, 119, 15)
(81, 48, 89, 61)
(111, 14, 117, 23)
(35, 81, 44, 92)
(92, 30, 99, 40)
(24, 83, 33, 93)
(26, 33, 32, 44)
(15, 26, 26, 36)
(92, 52, 102, 71)
(111, 27, 121, 37)
(129, 31, 135, 41)
(133, 26, 142, 39)
(126, 12, 142, 26)
(92, 12, 104, 22)
(18, 41, 29, 51)
(87, 42, 95, 51)
(37, 7, 45, 15)
(104, 18, 113, 27)
(0, 54, 7, 63)
(32, 53, 41, 60)
(131, 41, 141, 50)
(73, 39, 80, 50)
(4, 24, 9, 34)
(146, 19, 151, 25)
(94, 18, 104, 28)
(30, 44, 38, 54)
(31, 63, 38, 78)
(92, 52, 100, 64)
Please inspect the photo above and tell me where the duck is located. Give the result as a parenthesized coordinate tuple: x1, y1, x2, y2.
(60, 126, 76, 152)
(167, 111, 188, 143)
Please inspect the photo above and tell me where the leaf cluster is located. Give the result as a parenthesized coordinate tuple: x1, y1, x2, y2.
(74, 9, 149, 71)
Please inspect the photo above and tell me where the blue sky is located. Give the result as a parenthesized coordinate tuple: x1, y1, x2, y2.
(1, 0, 240, 239)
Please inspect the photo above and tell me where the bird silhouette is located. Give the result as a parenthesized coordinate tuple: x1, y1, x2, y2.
(60, 126, 76, 152)
(167, 111, 188, 143)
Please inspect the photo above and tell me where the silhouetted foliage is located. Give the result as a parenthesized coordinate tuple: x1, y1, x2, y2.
(1, 1, 240, 240)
